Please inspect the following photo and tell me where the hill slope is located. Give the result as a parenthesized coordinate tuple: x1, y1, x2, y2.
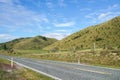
(0, 36, 57, 50)
(44, 16, 120, 50)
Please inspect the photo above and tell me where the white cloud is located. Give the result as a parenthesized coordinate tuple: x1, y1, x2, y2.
(0, 0, 20, 5)
(0, 34, 17, 43)
(53, 21, 75, 27)
(98, 12, 120, 22)
(42, 17, 49, 23)
(108, 4, 119, 10)
(85, 4, 120, 24)
(44, 33, 70, 40)
(56, 30, 67, 32)
(98, 12, 111, 20)
(0, 0, 49, 32)
(33, 15, 49, 23)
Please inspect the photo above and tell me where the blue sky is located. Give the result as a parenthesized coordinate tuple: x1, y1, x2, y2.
(0, 0, 120, 43)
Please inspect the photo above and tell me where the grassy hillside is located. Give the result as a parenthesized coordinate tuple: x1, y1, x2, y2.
(44, 16, 120, 50)
(0, 38, 29, 50)
(0, 36, 57, 50)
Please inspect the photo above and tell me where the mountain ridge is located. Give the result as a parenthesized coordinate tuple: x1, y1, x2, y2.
(0, 35, 58, 50)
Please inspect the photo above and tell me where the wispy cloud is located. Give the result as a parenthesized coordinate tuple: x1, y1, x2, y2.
(1, 0, 120, 42)
(98, 12, 120, 21)
(46, 1, 54, 9)
(44, 32, 70, 40)
(56, 30, 67, 32)
(0, 0, 14, 4)
(0, 34, 17, 43)
(53, 21, 75, 27)
(85, 4, 120, 23)
(0, 0, 52, 42)
(98, 13, 110, 20)
(0, 0, 49, 32)
(107, 4, 119, 10)
(44, 29, 71, 40)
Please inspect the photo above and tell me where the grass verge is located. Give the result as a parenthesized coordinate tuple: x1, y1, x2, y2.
(0, 57, 54, 80)
(0, 49, 120, 69)
(16, 50, 120, 69)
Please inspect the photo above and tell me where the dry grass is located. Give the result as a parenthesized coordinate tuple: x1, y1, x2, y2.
(26, 50, 120, 68)
(0, 58, 54, 80)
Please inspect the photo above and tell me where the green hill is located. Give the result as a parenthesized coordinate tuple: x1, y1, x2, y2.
(0, 36, 57, 50)
(44, 16, 120, 50)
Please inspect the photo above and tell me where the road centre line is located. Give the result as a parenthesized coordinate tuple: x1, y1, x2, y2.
(36, 60, 112, 75)
(20, 58, 112, 75)
(75, 68, 112, 75)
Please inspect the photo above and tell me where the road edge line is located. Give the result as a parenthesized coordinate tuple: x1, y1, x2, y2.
(7, 59, 62, 80)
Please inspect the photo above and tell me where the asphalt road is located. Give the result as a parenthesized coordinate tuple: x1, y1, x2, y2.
(0, 54, 120, 80)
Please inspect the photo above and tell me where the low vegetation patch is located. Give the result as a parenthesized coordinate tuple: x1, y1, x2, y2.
(0, 58, 54, 80)
(24, 50, 120, 68)
(0, 49, 120, 69)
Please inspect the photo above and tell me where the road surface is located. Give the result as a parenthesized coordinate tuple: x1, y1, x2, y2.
(0, 54, 120, 80)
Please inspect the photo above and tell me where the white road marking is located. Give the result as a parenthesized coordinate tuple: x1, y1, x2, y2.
(20, 59, 112, 75)
(75, 68, 112, 75)
(8, 59, 62, 80)
(43, 59, 120, 71)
